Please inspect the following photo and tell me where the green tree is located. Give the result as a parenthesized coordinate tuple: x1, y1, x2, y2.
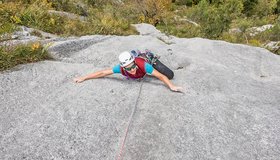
(274, 0, 280, 14)
(191, 0, 243, 38)
(251, 0, 277, 17)
(174, 0, 193, 6)
(193, 0, 202, 4)
(242, 0, 258, 16)
(209, 0, 224, 5)
(221, 0, 243, 19)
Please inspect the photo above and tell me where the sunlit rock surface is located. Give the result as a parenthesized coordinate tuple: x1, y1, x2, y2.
(1, 23, 280, 160)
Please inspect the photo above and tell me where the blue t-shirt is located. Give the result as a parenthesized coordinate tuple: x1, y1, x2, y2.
(112, 62, 154, 75)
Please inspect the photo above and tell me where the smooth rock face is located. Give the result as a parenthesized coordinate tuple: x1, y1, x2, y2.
(1, 23, 280, 160)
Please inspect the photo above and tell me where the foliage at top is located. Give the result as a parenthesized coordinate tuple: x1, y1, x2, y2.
(0, 0, 279, 54)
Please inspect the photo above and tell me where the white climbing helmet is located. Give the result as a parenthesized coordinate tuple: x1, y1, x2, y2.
(119, 51, 135, 67)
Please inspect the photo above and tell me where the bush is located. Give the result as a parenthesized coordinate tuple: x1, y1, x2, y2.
(85, 5, 138, 36)
(276, 0, 280, 14)
(251, 0, 277, 17)
(174, 0, 193, 6)
(157, 21, 201, 38)
(186, 0, 243, 38)
(17, 0, 66, 34)
(233, 18, 252, 32)
(0, 2, 22, 22)
(87, 0, 115, 7)
(242, 0, 258, 16)
(221, 32, 241, 44)
(0, 42, 52, 71)
(48, 0, 88, 16)
(221, 0, 243, 20)
(248, 39, 261, 46)
(135, 0, 172, 26)
(255, 23, 280, 42)
(0, 22, 17, 35)
(0, 2, 22, 34)
(190, 0, 225, 38)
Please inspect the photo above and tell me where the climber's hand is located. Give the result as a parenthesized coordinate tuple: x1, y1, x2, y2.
(74, 77, 85, 83)
(170, 85, 183, 92)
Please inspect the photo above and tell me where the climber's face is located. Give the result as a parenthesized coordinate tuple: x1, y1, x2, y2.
(124, 62, 137, 75)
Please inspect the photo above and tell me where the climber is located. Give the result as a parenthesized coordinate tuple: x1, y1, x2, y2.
(73, 51, 182, 92)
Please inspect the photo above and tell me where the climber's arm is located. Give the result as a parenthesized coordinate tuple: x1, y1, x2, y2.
(151, 69, 182, 92)
(74, 68, 113, 83)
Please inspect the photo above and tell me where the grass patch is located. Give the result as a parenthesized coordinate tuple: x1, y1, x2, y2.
(0, 1, 138, 37)
(0, 42, 52, 72)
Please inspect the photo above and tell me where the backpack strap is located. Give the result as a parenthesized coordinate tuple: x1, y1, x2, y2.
(131, 49, 159, 64)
